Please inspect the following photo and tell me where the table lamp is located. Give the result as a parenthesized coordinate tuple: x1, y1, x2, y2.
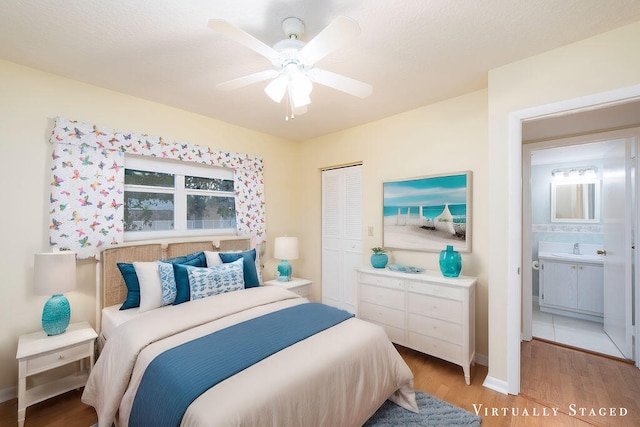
(33, 251, 77, 336)
(274, 237, 298, 282)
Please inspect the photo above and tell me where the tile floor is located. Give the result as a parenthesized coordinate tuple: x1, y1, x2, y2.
(532, 302, 625, 358)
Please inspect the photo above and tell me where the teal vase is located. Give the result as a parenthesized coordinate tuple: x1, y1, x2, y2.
(42, 294, 71, 336)
(371, 253, 388, 268)
(439, 245, 462, 277)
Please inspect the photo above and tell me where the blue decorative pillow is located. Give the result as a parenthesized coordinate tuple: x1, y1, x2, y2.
(118, 263, 140, 310)
(219, 249, 260, 288)
(165, 251, 206, 266)
(157, 261, 177, 305)
(172, 256, 208, 305)
(117, 251, 207, 310)
(186, 259, 245, 300)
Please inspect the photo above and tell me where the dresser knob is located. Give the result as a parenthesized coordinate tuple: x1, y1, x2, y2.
(58, 354, 64, 360)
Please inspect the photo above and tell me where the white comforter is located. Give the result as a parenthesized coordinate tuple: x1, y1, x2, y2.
(82, 286, 417, 426)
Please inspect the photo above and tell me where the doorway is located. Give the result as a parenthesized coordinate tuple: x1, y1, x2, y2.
(507, 91, 640, 394)
(522, 132, 637, 359)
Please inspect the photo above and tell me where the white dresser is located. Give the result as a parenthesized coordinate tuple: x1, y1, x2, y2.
(356, 266, 476, 385)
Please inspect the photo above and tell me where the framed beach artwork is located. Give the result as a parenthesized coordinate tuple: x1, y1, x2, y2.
(383, 171, 472, 252)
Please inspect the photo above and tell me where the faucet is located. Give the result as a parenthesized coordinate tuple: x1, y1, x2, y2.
(573, 243, 580, 255)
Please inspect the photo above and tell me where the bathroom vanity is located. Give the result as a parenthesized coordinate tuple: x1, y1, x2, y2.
(538, 250, 604, 321)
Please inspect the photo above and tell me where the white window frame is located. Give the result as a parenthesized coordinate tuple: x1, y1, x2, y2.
(124, 155, 236, 241)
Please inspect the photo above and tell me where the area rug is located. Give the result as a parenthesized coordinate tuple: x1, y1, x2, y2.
(364, 391, 482, 426)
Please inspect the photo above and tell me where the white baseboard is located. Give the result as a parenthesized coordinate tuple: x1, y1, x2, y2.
(0, 386, 16, 403)
(474, 352, 488, 367)
(482, 375, 509, 395)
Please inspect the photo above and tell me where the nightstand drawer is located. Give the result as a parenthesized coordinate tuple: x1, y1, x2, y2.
(290, 285, 310, 298)
(26, 342, 92, 375)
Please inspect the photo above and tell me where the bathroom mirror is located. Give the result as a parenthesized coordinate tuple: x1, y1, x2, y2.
(551, 180, 600, 223)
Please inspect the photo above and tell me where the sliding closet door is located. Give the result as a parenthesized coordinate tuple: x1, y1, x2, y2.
(322, 165, 362, 314)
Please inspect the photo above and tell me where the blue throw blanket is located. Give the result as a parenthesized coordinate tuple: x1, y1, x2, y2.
(129, 302, 353, 427)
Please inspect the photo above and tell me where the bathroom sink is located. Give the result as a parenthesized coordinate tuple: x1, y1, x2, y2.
(549, 253, 603, 263)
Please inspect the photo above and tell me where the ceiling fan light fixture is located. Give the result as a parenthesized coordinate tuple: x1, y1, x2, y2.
(210, 15, 371, 119)
(290, 87, 311, 109)
(265, 75, 288, 103)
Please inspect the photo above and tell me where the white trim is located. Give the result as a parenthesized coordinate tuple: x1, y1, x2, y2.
(482, 375, 509, 395)
(636, 148, 640, 368)
(522, 142, 533, 342)
(124, 154, 233, 179)
(507, 83, 640, 395)
(0, 386, 16, 403)
(507, 114, 523, 395)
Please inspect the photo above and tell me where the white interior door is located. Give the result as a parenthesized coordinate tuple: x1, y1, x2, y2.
(321, 165, 362, 314)
(602, 138, 634, 359)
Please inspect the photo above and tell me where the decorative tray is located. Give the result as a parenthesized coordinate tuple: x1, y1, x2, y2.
(388, 264, 425, 274)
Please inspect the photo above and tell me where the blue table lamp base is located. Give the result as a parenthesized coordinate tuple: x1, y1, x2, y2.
(42, 294, 70, 336)
(277, 259, 292, 282)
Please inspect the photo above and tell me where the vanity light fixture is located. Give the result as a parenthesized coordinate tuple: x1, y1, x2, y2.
(551, 166, 598, 181)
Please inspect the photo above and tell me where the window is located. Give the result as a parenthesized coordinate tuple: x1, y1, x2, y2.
(123, 155, 236, 240)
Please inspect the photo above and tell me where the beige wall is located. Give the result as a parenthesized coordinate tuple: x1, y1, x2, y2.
(487, 21, 640, 384)
(296, 90, 489, 358)
(0, 60, 297, 392)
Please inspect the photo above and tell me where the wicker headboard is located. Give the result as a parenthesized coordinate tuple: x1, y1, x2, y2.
(100, 236, 252, 309)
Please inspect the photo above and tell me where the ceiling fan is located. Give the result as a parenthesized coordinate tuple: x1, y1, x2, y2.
(208, 16, 372, 119)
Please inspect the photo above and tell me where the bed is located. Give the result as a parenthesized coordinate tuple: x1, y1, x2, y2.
(82, 236, 418, 427)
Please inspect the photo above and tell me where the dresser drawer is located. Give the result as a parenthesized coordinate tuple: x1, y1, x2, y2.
(358, 272, 404, 289)
(26, 342, 92, 375)
(407, 293, 462, 324)
(407, 280, 463, 300)
(408, 313, 462, 343)
(359, 301, 405, 329)
(408, 332, 462, 364)
(359, 284, 404, 309)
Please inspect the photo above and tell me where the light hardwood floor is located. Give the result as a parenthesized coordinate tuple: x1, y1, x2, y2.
(1, 339, 638, 426)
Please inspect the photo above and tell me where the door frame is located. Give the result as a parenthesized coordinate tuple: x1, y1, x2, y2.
(522, 129, 639, 345)
(506, 83, 640, 394)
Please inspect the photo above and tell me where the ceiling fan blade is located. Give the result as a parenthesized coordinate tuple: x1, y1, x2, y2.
(308, 68, 372, 98)
(300, 16, 361, 65)
(216, 70, 278, 91)
(208, 19, 279, 61)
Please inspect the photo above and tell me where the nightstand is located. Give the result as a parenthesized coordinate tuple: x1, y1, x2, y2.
(16, 321, 97, 427)
(264, 277, 312, 298)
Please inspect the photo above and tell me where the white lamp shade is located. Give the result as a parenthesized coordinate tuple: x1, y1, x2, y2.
(34, 252, 77, 296)
(274, 237, 299, 260)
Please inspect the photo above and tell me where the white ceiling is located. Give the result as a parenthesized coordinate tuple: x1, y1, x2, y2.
(2, 1, 640, 142)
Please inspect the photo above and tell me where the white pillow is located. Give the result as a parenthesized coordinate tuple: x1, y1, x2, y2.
(187, 258, 244, 300)
(204, 251, 222, 267)
(133, 261, 177, 313)
(133, 261, 162, 313)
